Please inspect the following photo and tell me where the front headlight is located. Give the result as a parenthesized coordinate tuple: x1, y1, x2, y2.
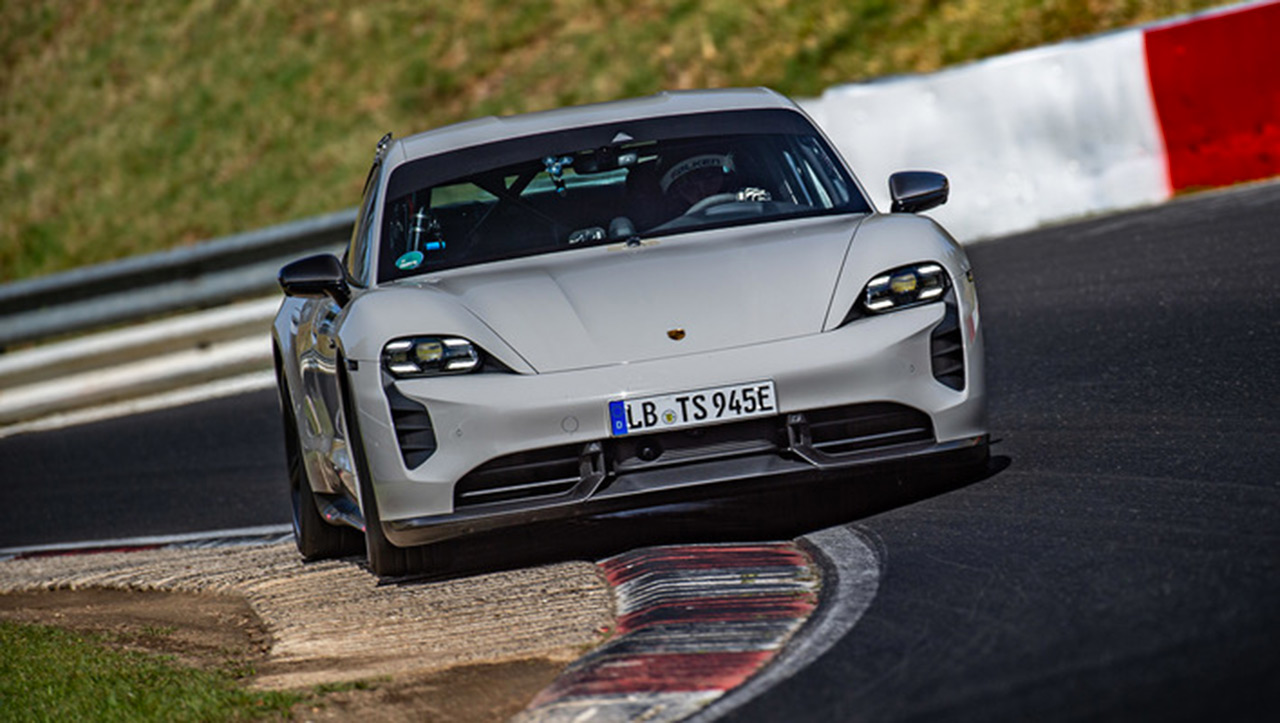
(382, 336, 480, 377)
(862, 262, 949, 313)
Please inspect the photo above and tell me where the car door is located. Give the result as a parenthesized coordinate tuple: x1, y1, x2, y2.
(297, 159, 382, 499)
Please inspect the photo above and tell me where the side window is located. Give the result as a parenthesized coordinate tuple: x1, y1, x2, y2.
(797, 136, 852, 207)
(345, 163, 381, 286)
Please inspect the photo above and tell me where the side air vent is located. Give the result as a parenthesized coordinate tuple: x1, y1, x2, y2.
(385, 386, 437, 468)
(930, 295, 965, 391)
(454, 443, 587, 508)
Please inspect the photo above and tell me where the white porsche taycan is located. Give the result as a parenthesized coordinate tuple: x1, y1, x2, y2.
(273, 88, 987, 576)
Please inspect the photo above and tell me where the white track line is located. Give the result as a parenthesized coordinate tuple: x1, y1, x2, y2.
(690, 525, 882, 721)
(0, 523, 293, 561)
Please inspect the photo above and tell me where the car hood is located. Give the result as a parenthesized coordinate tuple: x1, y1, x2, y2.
(406, 215, 866, 373)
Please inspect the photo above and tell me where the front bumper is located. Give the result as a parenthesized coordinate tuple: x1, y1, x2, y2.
(384, 421, 988, 547)
(347, 299, 986, 540)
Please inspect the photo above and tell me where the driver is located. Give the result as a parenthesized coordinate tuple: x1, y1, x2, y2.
(659, 153, 771, 215)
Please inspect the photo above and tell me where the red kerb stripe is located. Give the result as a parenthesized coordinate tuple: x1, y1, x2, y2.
(601, 545, 810, 585)
(615, 594, 818, 634)
(528, 650, 775, 703)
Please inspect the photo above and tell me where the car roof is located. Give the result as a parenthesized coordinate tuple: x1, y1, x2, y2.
(387, 88, 799, 163)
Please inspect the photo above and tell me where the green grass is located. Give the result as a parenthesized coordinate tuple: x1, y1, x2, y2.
(0, 620, 301, 722)
(0, 0, 1235, 282)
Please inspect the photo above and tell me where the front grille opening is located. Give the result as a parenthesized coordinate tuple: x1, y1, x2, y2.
(455, 443, 584, 508)
(804, 403, 933, 457)
(386, 386, 437, 468)
(930, 297, 965, 391)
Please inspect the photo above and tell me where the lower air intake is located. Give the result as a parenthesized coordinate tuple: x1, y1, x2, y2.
(454, 443, 586, 508)
(803, 403, 934, 458)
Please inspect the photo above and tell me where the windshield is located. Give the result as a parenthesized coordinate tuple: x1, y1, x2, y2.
(378, 110, 870, 282)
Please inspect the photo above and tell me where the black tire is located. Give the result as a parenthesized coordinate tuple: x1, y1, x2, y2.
(279, 377, 364, 561)
(339, 365, 441, 577)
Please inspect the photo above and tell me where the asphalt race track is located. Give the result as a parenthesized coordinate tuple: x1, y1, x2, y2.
(4, 181, 1278, 720)
(731, 182, 1280, 721)
(1, 388, 290, 547)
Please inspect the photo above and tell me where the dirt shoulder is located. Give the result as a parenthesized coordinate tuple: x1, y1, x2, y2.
(0, 542, 614, 720)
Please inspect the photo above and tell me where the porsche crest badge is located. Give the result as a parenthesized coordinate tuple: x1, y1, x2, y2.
(667, 328, 686, 341)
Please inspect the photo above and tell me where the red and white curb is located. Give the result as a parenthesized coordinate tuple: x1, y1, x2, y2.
(516, 542, 823, 722)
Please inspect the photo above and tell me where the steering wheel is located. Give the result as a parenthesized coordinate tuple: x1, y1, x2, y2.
(683, 192, 741, 215)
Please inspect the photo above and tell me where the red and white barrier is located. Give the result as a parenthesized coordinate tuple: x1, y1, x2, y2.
(803, 0, 1280, 242)
(1146, 1, 1280, 192)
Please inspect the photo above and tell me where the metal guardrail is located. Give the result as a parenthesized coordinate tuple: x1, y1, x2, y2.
(0, 208, 354, 428)
(0, 295, 281, 429)
(0, 208, 356, 348)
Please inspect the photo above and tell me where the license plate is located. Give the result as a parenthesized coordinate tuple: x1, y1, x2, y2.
(608, 380, 777, 436)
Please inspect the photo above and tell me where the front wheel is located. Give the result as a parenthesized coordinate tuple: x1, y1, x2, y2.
(339, 365, 442, 577)
(279, 377, 363, 560)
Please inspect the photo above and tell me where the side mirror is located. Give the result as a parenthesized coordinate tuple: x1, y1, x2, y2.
(889, 171, 949, 214)
(278, 254, 351, 306)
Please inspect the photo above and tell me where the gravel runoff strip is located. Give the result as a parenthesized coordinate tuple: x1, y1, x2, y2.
(0, 537, 613, 690)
